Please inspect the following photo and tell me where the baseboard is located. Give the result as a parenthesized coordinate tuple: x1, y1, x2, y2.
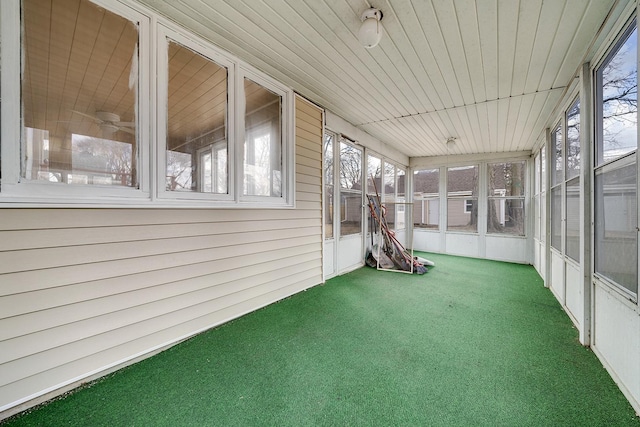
(591, 345, 640, 417)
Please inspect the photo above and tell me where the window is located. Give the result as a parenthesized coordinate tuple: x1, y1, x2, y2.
(243, 78, 283, 198)
(487, 162, 526, 236)
(413, 168, 439, 230)
(324, 132, 335, 239)
(1, 0, 295, 207)
(551, 186, 562, 251)
(550, 122, 563, 251)
(597, 23, 638, 165)
(551, 123, 563, 187)
(565, 177, 581, 261)
(534, 153, 541, 240)
(13, 0, 144, 199)
(565, 98, 581, 261)
(594, 20, 638, 296)
(395, 167, 406, 230)
(540, 146, 547, 244)
(165, 38, 228, 195)
(367, 155, 382, 196)
(383, 162, 396, 201)
(380, 162, 406, 231)
(339, 139, 362, 236)
(566, 99, 581, 180)
(447, 165, 478, 232)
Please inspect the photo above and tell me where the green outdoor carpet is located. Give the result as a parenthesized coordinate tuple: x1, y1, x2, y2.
(4, 253, 640, 426)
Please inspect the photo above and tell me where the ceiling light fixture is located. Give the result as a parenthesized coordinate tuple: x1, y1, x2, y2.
(359, 8, 383, 48)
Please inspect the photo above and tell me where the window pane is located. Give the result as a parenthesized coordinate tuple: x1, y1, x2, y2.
(397, 168, 406, 200)
(534, 153, 541, 195)
(447, 199, 477, 232)
(166, 40, 228, 193)
(447, 166, 478, 232)
(551, 186, 562, 250)
(367, 155, 381, 195)
(340, 193, 362, 236)
(595, 160, 638, 294)
(384, 162, 396, 201)
(551, 124, 563, 186)
(447, 166, 478, 195)
(566, 177, 581, 262)
(339, 141, 362, 237)
(487, 199, 525, 236)
(488, 162, 525, 196)
(534, 195, 541, 240)
(566, 99, 580, 180)
(540, 190, 547, 244)
(598, 26, 637, 165)
(413, 169, 439, 229)
(22, 0, 138, 186)
(396, 203, 406, 230)
(339, 141, 362, 190)
(244, 78, 282, 197)
(324, 133, 334, 239)
(541, 146, 547, 191)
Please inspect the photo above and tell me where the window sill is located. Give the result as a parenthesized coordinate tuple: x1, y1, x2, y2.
(0, 194, 295, 209)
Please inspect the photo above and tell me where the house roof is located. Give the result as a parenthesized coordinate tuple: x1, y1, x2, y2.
(138, 0, 622, 158)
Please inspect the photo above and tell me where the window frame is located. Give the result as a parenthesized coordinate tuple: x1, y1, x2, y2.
(1, 0, 151, 205)
(412, 167, 440, 230)
(486, 161, 527, 237)
(564, 96, 581, 262)
(550, 120, 564, 252)
(0, 0, 295, 208)
(592, 15, 639, 300)
(338, 137, 363, 238)
(238, 66, 295, 206)
(446, 164, 479, 233)
(157, 24, 236, 203)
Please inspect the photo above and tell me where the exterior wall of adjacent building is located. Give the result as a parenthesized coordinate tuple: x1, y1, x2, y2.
(0, 96, 324, 418)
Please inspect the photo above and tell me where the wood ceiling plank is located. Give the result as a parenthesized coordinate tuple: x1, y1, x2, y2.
(413, 2, 463, 108)
(383, 0, 442, 112)
(484, 99, 499, 153)
(455, 0, 489, 102)
(312, 0, 417, 117)
(497, 0, 519, 99)
(551, 0, 616, 88)
(432, 0, 475, 106)
(537, 0, 588, 90)
(523, 0, 565, 94)
(510, 0, 542, 95)
(168, 0, 382, 126)
(496, 97, 511, 153)
(386, 0, 452, 111)
(503, 96, 523, 153)
(412, 0, 465, 107)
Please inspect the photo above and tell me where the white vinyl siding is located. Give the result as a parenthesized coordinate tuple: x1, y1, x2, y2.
(0, 96, 323, 413)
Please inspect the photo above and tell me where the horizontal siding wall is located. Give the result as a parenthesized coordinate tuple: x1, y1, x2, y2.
(0, 96, 324, 416)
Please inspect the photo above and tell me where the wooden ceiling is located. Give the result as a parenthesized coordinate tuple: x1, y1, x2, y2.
(138, 0, 622, 158)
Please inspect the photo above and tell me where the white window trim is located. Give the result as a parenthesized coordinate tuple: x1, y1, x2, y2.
(0, 0, 295, 208)
(238, 66, 295, 206)
(156, 23, 236, 204)
(1, 0, 151, 206)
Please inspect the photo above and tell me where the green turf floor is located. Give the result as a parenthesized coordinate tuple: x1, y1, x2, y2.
(4, 253, 640, 426)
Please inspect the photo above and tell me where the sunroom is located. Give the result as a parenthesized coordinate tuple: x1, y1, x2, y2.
(0, 0, 638, 422)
